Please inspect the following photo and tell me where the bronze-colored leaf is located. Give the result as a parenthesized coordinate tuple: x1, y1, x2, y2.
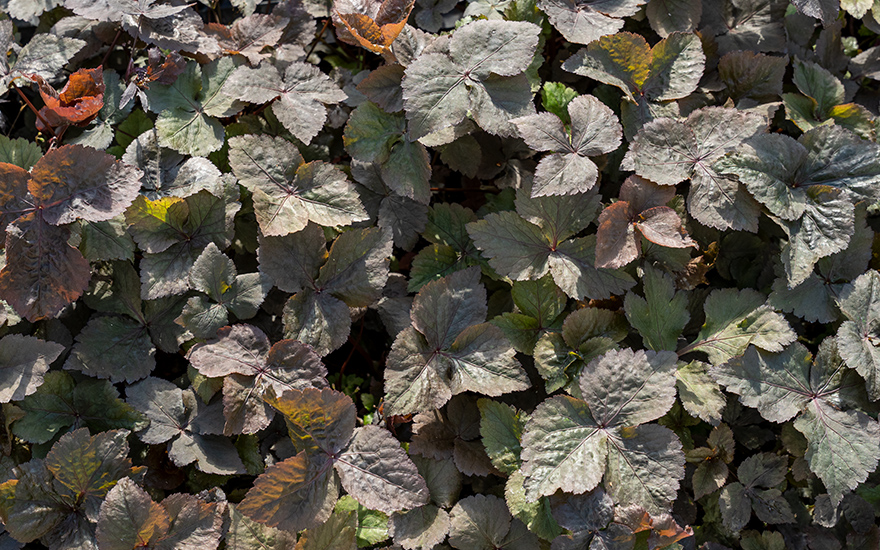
(30, 67, 104, 133)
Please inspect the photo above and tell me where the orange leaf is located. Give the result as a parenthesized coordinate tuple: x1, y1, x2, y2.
(333, 0, 414, 54)
(30, 67, 104, 133)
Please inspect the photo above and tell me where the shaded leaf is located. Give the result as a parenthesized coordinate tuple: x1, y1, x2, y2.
(0, 334, 64, 403)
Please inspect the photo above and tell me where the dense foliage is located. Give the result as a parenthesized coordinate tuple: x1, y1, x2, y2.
(1, 0, 880, 548)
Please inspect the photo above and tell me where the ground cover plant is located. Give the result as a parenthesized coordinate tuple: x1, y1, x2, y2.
(1, 0, 880, 547)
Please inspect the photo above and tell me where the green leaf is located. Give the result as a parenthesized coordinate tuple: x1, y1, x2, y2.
(0, 334, 64, 403)
(624, 266, 689, 351)
(521, 348, 683, 513)
(12, 371, 145, 445)
(294, 504, 357, 550)
(539, 82, 578, 124)
(335, 496, 390, 547)
(837, 269, 880, 400)
(79, 217, 137, 262)
(225, 62, 347, 145)
(676, 360, 726, 425)
(0, 136, 42, 170)
(229, 134, 368, 236)
(478, 399, 526, 475)
(402, 20, 540, 141)
(712, 340, 880, 506)
(384, 268, 530, 416)
(503, 470, 563, 541)
(683, 288, 795, 366)
(512, 94, 622, 196)
(623, 107, 767, 231)
(492, 275, 566, 354)
(145, 57, 245, 156)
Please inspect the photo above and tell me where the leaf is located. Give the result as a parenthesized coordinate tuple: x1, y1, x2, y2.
(204, 14, 291, 65)
(683, 288, 795, 366)
(562, 32, 705, 104)
(537, 0, 645, 45)
(335, 426, 429, 513)
(512, 95, 621, 196)
(623, 107, 767, 231)
(0, 213, 91, 322)
(63, 315, 155, 384)
(70, 69, 132, 150)
(491, 275, 567, 354)
(402, 20, 540, 141)
(676, 361, 726, 425)
(333, 0, 415, 54)
(11, 371, 145, 444)
(0, 34, 85, 94)
(229, 134, 368, 236)
(718, 51, 787, 102)
(28, 66, 104, 134)
(0, 135, 42, 170)
(521, 348, 683, 513)
(122, 128, 223, 200)
(79, 217, 137, 262)
(478, 399, 526, 475)
(712, 340, 880, 505)
(389, 504, 450, 550)
(0, 334, 64, 403)
(96, 478, 171, 550)
(225, 62, 347, 144)
(258, 223, 326, 294)
(384, 268, 530, 416)
(448, 494, 539, 550)
(646, 0, 701, 36)
(187, 324, 328, 434)
(624, 265, 689, 351)
(837, 270, 880, 400)
(281, 226, 391, 356)
(226, 503, 298, 550)
(145, 58, 244, 156)
(127, 185, 240, 300)
(700, 0, 787, 54)
(294, 504, 356, 550)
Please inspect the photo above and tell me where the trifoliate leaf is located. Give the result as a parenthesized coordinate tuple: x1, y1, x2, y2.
(538, 0, 645, 45)
(402, 20, 540, 141)
(563, 32, 704, 136)
(468, 188, 633, 300)
(229, 134, 367, 236)
(718, 453, 794, 533)
(280, 226, 391, 356)
(837, 270, 880, 400)
(625, 265, 689, 351)
(11, 371, 145, 444)
(521, 348, 682, 513)
(127, 184, 240, 299)
(511, 94, 621, 196)
(226, 503, 298, 550)
(384, 268, 529, 416)
(712, 340, 880, 506)
(144, 57, 245, 156)
(0, 334, 64, 403)
(177, 244, 271, 338)
(492, 274, 566, 354)
(409, 395, 494, 477)
(3, 428, 140, 548)
(225, 62, 347, 144)
(533, 307, 627, 393)
(682, 288, 795, 366)
(448, 494, 539, 550)
(122, 128, 223, 200)
(687, 423, 734, 499)
(187, 323, 328, 434)
(127, 377, 245, 475)
(623, 107, 767, 231)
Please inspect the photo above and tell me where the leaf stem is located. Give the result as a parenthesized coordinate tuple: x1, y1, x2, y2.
(14, 85, 56, 139)
(306, 18, 330, 60)
(101, 29, 123, 68)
